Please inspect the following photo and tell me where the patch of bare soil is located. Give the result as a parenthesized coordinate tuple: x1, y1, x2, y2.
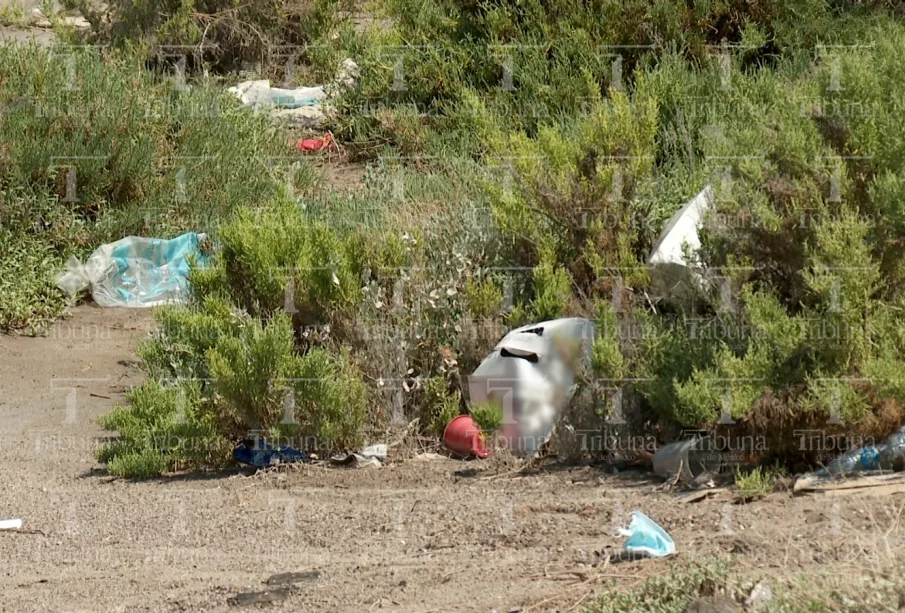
(2, 307, 903, 612)
(0, 23, 56, 44)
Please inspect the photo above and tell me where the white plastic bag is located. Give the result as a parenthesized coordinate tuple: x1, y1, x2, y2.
(647, 185, 713, 298)
(55, 232, 207, 307)
(227, 59, 359, 110)
(467, 318, 595, 456)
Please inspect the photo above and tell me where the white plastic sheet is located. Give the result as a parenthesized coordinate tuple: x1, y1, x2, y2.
(647, 185, 713, 298)
(227, 59, 359, 126)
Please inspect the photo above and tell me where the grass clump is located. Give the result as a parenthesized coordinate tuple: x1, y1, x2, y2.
(584, 557, 732, 613)
(421, 377, 462, 437)
(470, 401, 503, 442)
(734, 465, 786, 499)
(96, 379, 231, 478)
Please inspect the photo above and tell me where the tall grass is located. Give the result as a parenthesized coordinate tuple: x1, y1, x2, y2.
(0, 44, 300, 331)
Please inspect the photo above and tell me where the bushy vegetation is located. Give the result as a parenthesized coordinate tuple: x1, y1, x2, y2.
(0, 44, 291, 331)
(337, 0, 905, 465)
(470, 400, 503, 440)
(65, 0, 350, 79)
(7, 0, 905, 475)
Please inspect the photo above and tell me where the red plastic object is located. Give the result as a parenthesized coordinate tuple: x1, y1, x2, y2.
(296, 132, 335, 152)
(443, 414, 492, 458)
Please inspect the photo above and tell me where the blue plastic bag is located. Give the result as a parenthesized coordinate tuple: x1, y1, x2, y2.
(619, 511, 676, 558)
(234, 440, 307, 468)
(56, 232, 208, 307)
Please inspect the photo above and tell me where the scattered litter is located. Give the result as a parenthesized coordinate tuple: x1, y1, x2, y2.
(793, 471, 905, 497)
(330, 453, 381, 468)
(413, 452, 446, 462)
(648, 185, 713, 298)
(443, 414, 492, 459)
(229, 81, 326, 108)
(228, 59, 358, 128)
(330, 443, 386, 468)
(618, 511, 676, 558)
(360, 443, 387, 459)
(821, 444, 881, 476)
(746, 581, 773, 610)
(652, 437, 723, 484)
(56, 232, 208, 307)
(265, 570, 320, 586)
(29, 8, 91, 29)
(467, 318, 595, 457)
(677, 487, 731, 504)
(296, 132, 337, 152)
(812, 426, 905, 477)
(233, 439, 307, 468)
(228, 586, 295, 607)
(0, 519, 23, 531)
(880, 426, 905, 471)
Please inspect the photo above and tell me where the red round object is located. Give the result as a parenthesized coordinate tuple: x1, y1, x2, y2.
(443, 414, 492, 458)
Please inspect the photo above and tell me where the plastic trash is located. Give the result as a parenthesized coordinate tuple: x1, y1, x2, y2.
(227, 59, 358, 127)
(879, 427, 905, 471)
(0, 518, 23, 530)
(233, 439, 307, 468)
(648, 185, 713, 298)
(56, 232, 208, 307)
(467, 318, 595, 457)
(297, 132, 336, 152)
(330, 442, 387, 468)
(360, 443, 388, 459)
(443, 414, 492, 458)
(228, 80, 326, 109)
(330, 453, 381, 468)
(821, 444, 883, 476)
(618, 511, 676, 558)
(652, 436, 723, 483)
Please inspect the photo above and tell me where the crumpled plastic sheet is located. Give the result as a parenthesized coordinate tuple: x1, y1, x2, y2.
(56, 232, 208, 307)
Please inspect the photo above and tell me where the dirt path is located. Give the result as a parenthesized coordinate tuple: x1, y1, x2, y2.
(1, 307, 903, 612)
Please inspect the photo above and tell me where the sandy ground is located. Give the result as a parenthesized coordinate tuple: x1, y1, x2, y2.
(0, 0, 58, 45)
(2, 308, 904, 613)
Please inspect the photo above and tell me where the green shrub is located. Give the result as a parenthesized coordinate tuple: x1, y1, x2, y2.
(67, 0, 349, 78)
(99, 304, 371, 475)
(335, 0, 899, 151)
(213, 204, 364, 324)
(207, 312, 297, 434)
(0, 44, 293, 331)
(0, 227, 69, 332)
(96, 379, 232, 478)
(571, 22, 905, 454)
(421, 376, 462, 437)
(138, 296, 247, 381)
(470, 400, 503, 439)
(285, 347, 368, 450)
(528, 246, 573, 321)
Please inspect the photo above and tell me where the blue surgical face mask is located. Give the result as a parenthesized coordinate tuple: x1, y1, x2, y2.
(619, 511, 676, 558)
